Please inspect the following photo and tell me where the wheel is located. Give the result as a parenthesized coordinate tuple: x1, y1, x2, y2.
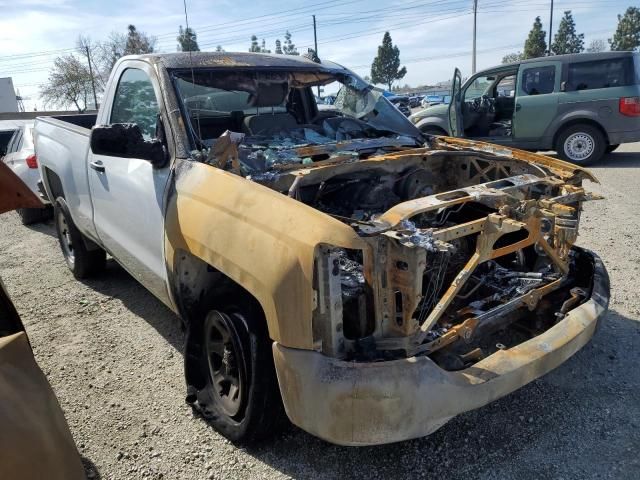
(606, 144, 619, 153)
(53, 196, 105, 279)
(17, 207, 47, 225)
(185, 307, 285, 444)
(555, 124, 606, 166)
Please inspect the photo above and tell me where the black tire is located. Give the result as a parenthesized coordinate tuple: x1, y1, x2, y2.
(606, 144, 620, 153)
(185, 305, 285, 444)
(17, 207, 47, 225)
(53, 196, 105, 279)
(555, 124, 606, 166)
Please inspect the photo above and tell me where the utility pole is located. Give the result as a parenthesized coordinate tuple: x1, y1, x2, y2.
(548, 0, 554, 55)
(85, 45, 99, 110)
(472, 0, 478, 74)
(313, 14, 320, 96)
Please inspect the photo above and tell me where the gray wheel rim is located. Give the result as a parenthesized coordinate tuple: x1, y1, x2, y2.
(57, 210, 75, 266)
(204, 312, 243, 417)
(564, 132, 595, 162)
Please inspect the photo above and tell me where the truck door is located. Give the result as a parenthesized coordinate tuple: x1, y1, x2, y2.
(87, 63, 172, 305)
(513, 61, 561, 144)
(448, 68, 463, 137)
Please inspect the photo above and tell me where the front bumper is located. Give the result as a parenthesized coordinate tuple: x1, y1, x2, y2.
(273, 249, 609, 446)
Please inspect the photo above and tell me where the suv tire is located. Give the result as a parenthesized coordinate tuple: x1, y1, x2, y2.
(17, 207, 48, 225)
(53, 196, 106, 279)
(555, 124, 606, 166)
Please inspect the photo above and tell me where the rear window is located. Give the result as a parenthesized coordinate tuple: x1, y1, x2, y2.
(567, 57, 634, 91)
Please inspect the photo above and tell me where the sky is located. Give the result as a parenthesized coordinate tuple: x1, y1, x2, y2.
(0, 0, 633, 111)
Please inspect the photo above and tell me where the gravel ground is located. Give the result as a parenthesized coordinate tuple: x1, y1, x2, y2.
(1, 144, 639, 480)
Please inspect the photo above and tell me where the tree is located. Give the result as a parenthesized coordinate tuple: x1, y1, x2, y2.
(97, 25, 156, 73)
(260, 39, 271, 53)
(609, 7, 640, 51)
(523, 16, 547, 58)
(40, 54, 95, 112)
(216, 45, 225, 52)
(124, 25, 156, 55)
(586, 39, 607, 53)
(502, 52, 524, 64)
(370, 32, 407, 91)
(177, 25, 200, 52)
(275, 39, 283, 54)
(249, 35, 260, 52)
(283, 31, 299, 55)
(551, 11, 584, 54)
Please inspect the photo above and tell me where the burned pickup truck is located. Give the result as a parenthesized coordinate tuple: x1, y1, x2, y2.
(34, 52, 609, 445)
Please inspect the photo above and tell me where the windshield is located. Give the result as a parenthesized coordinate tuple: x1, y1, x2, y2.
(172, 68, 421, 175)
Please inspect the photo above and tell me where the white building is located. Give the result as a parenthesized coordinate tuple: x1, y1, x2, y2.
(0, 78, 19, 113)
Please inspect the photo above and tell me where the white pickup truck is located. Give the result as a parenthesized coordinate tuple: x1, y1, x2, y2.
(35, 52, 609, 446)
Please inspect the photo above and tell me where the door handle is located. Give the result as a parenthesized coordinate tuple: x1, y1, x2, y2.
(89, 160, 105, 173)
(515, 103, 522, 111)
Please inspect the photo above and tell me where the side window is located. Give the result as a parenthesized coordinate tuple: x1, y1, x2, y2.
(497, 75, 516, 97)
(521, 66, 555, 95)
(567, 58, 632, 91)
(110, 68, 160, 140)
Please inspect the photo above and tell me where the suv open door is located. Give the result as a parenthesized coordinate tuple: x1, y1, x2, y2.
(448, 68, 463, 137)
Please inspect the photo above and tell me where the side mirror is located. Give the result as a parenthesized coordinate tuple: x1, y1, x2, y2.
(560, 81, 567, 92)
(90, 124, 167, 168)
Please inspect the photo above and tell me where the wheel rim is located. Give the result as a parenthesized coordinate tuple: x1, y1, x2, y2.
(57, 210, 75, 265)
(204, 312, 243, 417)
(564, 132, 595, 162)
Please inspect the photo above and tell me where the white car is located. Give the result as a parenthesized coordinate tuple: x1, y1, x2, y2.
(1, 123, 50, 224)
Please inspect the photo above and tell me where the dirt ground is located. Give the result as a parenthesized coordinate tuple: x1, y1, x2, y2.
(1, 144, 639, 480)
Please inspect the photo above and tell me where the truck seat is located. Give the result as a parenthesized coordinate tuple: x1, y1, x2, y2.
(243, 113, 299, 135)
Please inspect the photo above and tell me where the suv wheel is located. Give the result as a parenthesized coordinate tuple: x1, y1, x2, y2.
(54, 197, 106, 279)
(555, 124, 606, 166)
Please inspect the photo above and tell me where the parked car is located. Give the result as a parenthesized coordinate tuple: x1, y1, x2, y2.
(388, 95, 411, 116)
(0, 161, 85, 480)
(2, 122, 50, 224)
(409, 95, 423, 108)
(36, 52, 608, 446)
(409, 52, 640, 165)
(420, 94, 446, 108)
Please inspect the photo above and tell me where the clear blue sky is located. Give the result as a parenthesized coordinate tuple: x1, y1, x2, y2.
(0, 0, 633, 110)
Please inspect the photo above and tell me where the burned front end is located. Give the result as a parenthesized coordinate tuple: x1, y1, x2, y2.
(266, 139, 609, 445)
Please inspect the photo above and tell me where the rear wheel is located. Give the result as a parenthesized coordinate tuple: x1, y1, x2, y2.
(555, 124, 606, 166)
(17, 207, 48, 225)
(185, 306, 285, 444)
(54, 197, 105, 279)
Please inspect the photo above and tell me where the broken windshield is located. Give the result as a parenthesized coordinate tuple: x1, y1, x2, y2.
(172, 68, 422, 175)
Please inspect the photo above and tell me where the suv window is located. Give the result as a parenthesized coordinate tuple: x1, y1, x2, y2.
(567, 58, 632, 91)
(110, 68, 160, 140)
(521, 66, 555, 95)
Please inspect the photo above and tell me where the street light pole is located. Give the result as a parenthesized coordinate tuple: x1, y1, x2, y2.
(548, 0, 554, 55)
(85, 45, 98, 110)
(472, 0, 478, 73)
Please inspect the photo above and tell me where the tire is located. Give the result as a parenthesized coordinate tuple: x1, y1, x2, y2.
(555, 124, 606, 166)
(185, 305, 286, 444)
(17, 207, 47, 225)
(606, 144, 620, 153)
(53, 196, 105, 279)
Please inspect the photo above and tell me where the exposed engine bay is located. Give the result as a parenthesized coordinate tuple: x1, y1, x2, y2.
(247, 137, 600, 371)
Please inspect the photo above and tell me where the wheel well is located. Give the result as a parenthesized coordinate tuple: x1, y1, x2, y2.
(172, 250, 267, 333)
(43, 167, 64, 200)
(419, 125, 447, 135)
(553, 119, 610, 148)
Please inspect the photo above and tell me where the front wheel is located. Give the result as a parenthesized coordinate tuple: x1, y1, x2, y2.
(185, 307, 285, 444)
(555, 124, 606, 166)
(54, 197, 105, 279)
